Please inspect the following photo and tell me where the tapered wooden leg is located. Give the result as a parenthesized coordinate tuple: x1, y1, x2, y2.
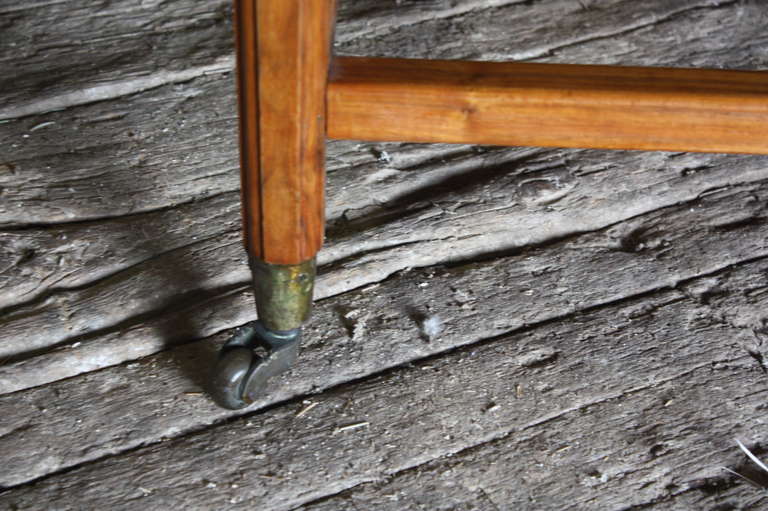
(236, 0, 335, 330)
(212, 0, 336, 409)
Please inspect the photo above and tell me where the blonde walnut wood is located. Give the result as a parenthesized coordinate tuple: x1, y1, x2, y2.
(234, 0, 336, 265)
(327, 57, 768, 155)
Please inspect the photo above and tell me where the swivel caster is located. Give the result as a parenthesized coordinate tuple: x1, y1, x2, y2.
(209, 258, 314, 409)
(211, 321, 301, 409)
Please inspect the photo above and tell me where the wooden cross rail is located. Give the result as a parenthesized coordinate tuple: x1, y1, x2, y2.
(328, 56, 768, 155)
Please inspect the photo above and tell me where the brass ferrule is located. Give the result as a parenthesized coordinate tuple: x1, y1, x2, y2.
(249, 257, 316, 332)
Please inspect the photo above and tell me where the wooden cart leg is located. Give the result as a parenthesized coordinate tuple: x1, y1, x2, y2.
(212, 0, 336, 409)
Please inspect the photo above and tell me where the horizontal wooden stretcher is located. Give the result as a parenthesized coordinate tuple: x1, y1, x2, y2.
(328, 56, 768, 155)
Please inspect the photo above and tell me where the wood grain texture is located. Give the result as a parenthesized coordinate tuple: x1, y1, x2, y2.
(3, 178, 768, 491)
(328, 57, 768, 154)
(2, 0, 768, 508)
(4, 148, 768, 395)
(235, 0, 335, 263)
(3, 255, 768, 509)
(1, 0, 766, 387)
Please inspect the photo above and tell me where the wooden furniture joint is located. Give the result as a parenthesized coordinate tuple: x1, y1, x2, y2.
(210, 0, 768, 409)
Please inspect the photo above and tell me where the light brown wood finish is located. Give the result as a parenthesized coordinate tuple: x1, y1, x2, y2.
(328, 57, 768, 155)
(234, 0, 336, 265)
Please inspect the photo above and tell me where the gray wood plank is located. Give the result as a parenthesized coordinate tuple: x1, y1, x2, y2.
(3, 255, 767, 509)
(301, 278, 768, 511)
(336, 0, 768, 67)
(4, 145, 767, 391)
(2, 180, 768, 489)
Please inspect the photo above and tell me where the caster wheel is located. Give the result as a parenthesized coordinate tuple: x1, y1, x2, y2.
(210, 321, 300, 409)
(210, 347, 255, 409)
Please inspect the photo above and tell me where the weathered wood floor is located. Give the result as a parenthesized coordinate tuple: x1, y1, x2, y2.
(2, 0, 768, 509)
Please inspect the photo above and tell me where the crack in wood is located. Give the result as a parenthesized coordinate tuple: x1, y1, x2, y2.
(273, 360, 733, 510)
(334, 0, 533, 45)
(0, 57, 235, 121)
(515, 0, 740, 61)
(1, 252, 762, 492)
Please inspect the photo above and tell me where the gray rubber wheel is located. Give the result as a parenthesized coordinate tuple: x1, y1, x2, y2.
(210, 347, 256, 409)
